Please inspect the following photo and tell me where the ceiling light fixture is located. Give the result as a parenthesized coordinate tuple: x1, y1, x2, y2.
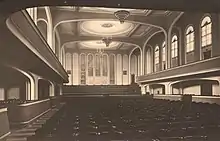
(102, 37, 113, 47)
(114, 10, 130, 24)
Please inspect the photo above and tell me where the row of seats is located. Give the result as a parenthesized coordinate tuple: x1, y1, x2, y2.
(29, 97, 220, 141)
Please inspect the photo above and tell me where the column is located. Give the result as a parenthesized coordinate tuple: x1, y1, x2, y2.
(49, 82, 55, 97)
(167, 29, 171, 69)
(34, 78, 39, 100)
(141, 85, 146, 95)
(164, 83, 172, 95)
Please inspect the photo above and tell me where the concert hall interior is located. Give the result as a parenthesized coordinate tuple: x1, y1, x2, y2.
(1, 0, 220, 141)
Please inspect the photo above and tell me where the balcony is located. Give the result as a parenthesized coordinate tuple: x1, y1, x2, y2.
(137, 56, 220, 83)
(6, 10, 68, 83)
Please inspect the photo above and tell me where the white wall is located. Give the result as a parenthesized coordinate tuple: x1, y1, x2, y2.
(0, 88, 5, 100)
(213, 84, 220, 96)
(172, 88, 180, 94)
(183, 85, 200, 95)
(7, 87, 20, 99)
(146, 48, 153, 74)
(122, 54, 129, 85)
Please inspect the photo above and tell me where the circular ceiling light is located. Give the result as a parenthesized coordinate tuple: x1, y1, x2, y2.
(79, 41, 119, 49)
(80, 20, 134, 36)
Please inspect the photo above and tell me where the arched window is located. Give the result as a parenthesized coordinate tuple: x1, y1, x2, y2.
(186, 26, 195, 52)
(95, 54, 101, 76)
(80, 54, 86, 85)
(185, 26, 195, 63)
(102, 54, 108, 76)
(154, 46, 160, 72)
(109, 54, 115, 84)
(201, 16, 212, 60)
(171, 35, 178, 67)
(87, 54, 94, 77)
(162, 41, 166, 70)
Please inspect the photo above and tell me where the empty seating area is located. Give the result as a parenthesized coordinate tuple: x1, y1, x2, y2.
(63, 85, 141, 95)
(28, 96, 220, 141)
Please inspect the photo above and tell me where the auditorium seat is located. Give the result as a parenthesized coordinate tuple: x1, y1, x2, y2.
(25, 96, 220, 141)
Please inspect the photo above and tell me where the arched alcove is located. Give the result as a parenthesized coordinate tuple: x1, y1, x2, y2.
(38, 79, 50, 100)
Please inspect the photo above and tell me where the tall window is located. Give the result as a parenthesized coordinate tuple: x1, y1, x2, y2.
(162, 41, 166, 70)
(102, 54, 108, 76)
(80, 54, 86, 85)
(185, 26, 195, 63)
(109, 54, 115, 84)
(88, 54, 94, 77)
(95, 54, 101, 76)
(171, 35, 178, 67)
(201, 16, 212, 60)
(154, 46, 160, 72)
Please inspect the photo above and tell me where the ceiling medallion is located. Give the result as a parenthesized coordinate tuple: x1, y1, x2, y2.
(114, 10, 130, 24)
(101, 23, 114, 28)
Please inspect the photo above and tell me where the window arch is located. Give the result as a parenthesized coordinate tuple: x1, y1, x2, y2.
(87, 54, 94, 77)
(109, 54, 115, 84)
(102, 54, 108, 77)
(95, 54, 101, 76)
(186, 26, 195, 53)
(162, 41, 166, 70)
(154, 45, 160, 72)
(80, 53, 86, 85)
(171, 35, 178, 67)
(201, 16, 212, 60)
(171, 35, 178, 58)
(185, 26, 195, 63)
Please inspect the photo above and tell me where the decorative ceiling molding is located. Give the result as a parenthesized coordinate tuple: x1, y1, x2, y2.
(60, 34, 144, 48)
(53, 11, 171, 32)
(79, 20, 135, 36)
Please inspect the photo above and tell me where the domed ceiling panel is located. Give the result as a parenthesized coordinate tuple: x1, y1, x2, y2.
(80, 20, 135, 36)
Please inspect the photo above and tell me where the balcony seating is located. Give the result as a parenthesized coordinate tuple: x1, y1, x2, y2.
(25, 96, 220, 141)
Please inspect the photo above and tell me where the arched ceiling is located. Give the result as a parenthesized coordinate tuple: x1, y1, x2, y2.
(40, 6, 182, 52)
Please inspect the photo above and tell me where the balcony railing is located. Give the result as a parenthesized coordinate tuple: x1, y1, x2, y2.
(137, 56, 220, 83)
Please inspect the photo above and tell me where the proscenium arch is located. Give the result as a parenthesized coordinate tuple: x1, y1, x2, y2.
(128, 46, 143, 83)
